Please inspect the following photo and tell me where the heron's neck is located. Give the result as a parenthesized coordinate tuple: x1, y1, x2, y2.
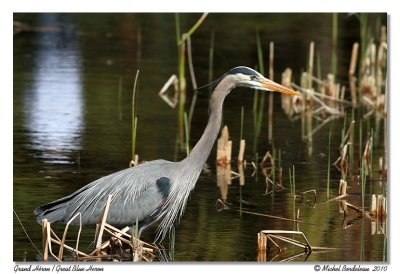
(181, 84, 229, 171)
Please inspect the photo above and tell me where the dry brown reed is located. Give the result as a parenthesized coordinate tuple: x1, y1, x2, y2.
(217, 125, 232, 165)
(40, 195, 157, 262)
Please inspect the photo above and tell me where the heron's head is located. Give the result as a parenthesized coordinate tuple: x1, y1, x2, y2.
(225, 66, 300, 96)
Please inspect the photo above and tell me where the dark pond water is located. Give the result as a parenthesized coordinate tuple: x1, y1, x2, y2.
(13, 13, 387, 262)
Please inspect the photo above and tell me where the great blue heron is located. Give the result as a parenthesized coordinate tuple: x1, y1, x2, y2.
(34, 66, 299, 241)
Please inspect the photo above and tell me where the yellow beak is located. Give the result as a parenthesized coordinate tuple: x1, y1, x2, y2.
(260, 78, 300, 96)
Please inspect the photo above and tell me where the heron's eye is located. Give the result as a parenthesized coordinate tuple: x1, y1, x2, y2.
(250, 75, 257, 80)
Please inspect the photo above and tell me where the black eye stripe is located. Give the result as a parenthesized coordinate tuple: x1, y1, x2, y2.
(250, 75, 257, 80)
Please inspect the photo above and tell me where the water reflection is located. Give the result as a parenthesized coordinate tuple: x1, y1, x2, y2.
(23, 16, 83, 164)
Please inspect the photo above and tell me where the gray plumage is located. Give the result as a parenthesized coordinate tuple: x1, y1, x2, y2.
(34, 66, 299, 241)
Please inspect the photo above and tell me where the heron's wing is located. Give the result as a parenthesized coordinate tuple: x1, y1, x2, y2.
(34, 160, 174, 227)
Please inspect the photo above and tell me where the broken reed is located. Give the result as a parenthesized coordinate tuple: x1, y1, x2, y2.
(217, 126, 232, 165)
(40, 196, 158, 262)
(238, 106, 245, 164)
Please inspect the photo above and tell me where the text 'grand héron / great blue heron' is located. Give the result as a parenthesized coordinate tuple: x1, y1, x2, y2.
(34, 66, 300, 241)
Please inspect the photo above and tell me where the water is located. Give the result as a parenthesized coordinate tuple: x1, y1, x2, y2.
(13, 13, 387, 262)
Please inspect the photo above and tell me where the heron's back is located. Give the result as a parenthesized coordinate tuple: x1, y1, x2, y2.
(34, 159, 177, 228)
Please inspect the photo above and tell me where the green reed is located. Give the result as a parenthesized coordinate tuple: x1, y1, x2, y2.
(175, 13, 208, 144)
(132, 70, 140, 161)
(349, 110, 355, 177)
(327, 127, 331, 199)
(359, 119, 363, 165)
(253, 29, 266, 152)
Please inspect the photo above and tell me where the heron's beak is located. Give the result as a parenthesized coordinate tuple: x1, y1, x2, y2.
(259, 78, 300, 96)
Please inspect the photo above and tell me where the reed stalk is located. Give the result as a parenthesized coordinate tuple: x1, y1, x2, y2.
(289, 166, 296, 226)
(349, 43, 359, 107)
(359, 119, 363, 165)
(360, 218, 365, 261)
(268, 42, 274, 142)
(208, 30, 215, 97)
(307, 41, 314, 89)
(359, 14, 369, 103)
(383, 232, 387, 261)
(238, 139, 246, 164)
(278, 149, 281, 172)
(118, 76, 123, 120)
(175, 13, 208, 145)
(187, 36, 198, 132)
(327, 127, 331, 199)
(278, 149, 282, 187)
(179, 13, 208, 45)
(238, 106, 246, 164)
(132, 70, 140, 161)
(175, 14, 181, 50)
(184, 112, 190, 156)
(331, 13, 338, 75)
(361, 159, 366, 212)
(316, 52, 322, 91)
(132, 217, 141, 250)
(370, 128, 373, 179)
(252, 91, 259, 131)
(272, 144, 276, 183)
(253, 29, 266, 152)
(169, 226, 175, 261)
(341, 113, 347, 145)
(240, 106, 244, 141)
(289, 167, 293, 197)
(292, 165, 296, 196)
(256, 29, 265, 75)
(178, 42, 186, 143)
(349, 110, 355, 177)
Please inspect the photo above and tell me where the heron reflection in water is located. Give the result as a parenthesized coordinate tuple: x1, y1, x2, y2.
(34, 66, 299, 241)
